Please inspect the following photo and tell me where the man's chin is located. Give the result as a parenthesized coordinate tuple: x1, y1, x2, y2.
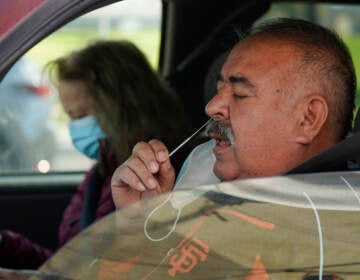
(213, 162, 240, 182)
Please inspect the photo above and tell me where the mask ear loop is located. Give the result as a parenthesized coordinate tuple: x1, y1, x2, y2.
(143, 192, 181, 242)
(143, 119, 212, 242)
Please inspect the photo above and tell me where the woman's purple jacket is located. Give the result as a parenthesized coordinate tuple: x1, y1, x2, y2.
(0, 147, 117, 269)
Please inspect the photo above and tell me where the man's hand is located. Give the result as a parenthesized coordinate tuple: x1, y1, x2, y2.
(111, 139, 175, 208)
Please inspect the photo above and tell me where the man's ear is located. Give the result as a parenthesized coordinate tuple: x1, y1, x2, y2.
(295, 94, 328, 145)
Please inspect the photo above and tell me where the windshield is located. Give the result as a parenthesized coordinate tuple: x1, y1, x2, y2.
(32, 172, 360, 279)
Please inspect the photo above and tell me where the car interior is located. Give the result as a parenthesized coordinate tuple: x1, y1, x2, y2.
(0, 0, 359, 272)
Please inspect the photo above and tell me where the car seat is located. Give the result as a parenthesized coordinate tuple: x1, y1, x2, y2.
(288, 108, 360, 174)
(203, 51, 229, 106)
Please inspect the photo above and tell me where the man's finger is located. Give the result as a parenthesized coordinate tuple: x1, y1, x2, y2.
(111, 165, 146, 192)
(148, 139, 170, 162)
(125, 157, 160, 190)
(132, 141, 160, 173)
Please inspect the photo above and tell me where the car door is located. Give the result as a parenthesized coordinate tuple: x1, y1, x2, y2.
(1, 0, 359, 263)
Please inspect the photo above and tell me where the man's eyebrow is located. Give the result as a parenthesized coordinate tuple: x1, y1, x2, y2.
(228, 75, 256, 91)
(216, 74, 257, 92)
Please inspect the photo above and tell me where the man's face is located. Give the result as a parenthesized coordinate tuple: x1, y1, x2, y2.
(205, 37, 305, 181)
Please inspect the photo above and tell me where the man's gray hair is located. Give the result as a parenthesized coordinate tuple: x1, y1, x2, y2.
(245, 18, 356, 139)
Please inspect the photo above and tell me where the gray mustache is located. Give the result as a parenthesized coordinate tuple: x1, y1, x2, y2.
(205, 120, 234, 143)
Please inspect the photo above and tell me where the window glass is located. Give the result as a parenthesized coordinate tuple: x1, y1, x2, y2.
(0, 0, 161, 173)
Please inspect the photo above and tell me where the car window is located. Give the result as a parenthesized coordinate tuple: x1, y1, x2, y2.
(0, 0, 161, 173)
(35, 172, 360, 279)
(258, 2, 360, 113)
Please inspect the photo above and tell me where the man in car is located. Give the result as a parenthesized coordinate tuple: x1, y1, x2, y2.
(111, 18, 356, 208)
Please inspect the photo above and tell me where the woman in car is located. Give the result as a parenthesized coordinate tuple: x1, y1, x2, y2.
(0, 40, 189, 270)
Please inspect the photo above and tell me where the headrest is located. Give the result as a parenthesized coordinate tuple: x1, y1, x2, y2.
(203, 51, 229, 105)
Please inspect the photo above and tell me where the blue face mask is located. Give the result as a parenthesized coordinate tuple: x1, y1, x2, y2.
(68, 115, 106, 160)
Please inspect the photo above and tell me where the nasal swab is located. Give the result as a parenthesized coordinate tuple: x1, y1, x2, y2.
(169, 118, 212, 157)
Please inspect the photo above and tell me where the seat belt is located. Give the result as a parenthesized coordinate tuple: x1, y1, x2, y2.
(80, 165, 103, 230)
(287, 132, 360, 174)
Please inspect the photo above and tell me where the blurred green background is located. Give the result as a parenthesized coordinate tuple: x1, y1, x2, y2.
(344, 36, 360, 110)
(26, 28, 160, 69)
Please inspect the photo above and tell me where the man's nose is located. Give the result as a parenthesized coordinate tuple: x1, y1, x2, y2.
(205, 89, 230, 120)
